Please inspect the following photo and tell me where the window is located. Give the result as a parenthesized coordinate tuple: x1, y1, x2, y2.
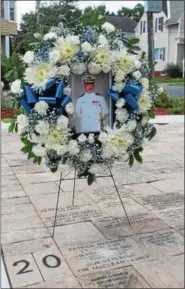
(10, 0, 15, 21)
(155, 17, 164, 32)
(1, 0, 4, 18)
(154, 48, 165, 61)
(140, 20, 148, 34)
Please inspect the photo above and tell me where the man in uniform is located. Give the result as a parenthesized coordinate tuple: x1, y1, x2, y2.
(75, 75, 109, 133)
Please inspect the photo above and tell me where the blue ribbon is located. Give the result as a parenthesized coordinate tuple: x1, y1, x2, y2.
(21, 79, 72, 114)
(108, 82, 143, 112)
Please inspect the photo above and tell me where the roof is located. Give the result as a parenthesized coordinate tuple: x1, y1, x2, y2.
(165, 1, 184, 25)
(105, 15, 137, 33)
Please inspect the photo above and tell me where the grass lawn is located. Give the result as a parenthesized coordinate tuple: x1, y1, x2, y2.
(153, 78, 184, 86)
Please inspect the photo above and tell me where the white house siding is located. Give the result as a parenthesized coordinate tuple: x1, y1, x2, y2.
(178, 12, 184, 37)
(168, 24, 179, 65)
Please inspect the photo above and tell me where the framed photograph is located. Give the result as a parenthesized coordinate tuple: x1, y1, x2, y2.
(70, 73, 113, 134)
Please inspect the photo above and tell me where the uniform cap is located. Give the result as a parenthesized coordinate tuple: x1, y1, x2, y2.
(82, 74, 96, 83)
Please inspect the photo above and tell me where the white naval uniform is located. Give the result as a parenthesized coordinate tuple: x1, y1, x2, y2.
(75, 92, 109, 133)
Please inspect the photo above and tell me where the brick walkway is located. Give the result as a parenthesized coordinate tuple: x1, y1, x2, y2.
(1, 123, 184, 288)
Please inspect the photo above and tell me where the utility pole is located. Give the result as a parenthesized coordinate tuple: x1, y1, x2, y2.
(147, 11, 155, 80)
(36, 1, 41, 25)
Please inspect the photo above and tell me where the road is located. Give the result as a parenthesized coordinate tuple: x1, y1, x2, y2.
(162, 85, 184, 98)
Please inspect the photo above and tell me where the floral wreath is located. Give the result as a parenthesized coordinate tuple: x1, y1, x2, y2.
(6, 22, 157, 185)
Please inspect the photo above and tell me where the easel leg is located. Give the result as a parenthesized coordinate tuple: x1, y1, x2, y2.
(52, 171, 62, 237)
(108, 168, 131, 226)
(72, 169, 77, 206)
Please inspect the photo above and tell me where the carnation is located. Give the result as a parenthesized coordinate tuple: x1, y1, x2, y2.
(32, 144, 46, 157)
(88, 63, 102, 75)
(63, 86, 71, 96)
(115, 108, 129, 122)
(113, 82, 125, 93)
(43, 32, 57, 41)
(11, 79, 23, 94)
(57, 145, 68, 155)
(134, 60, 142, 69)
(80, 149, 92, 162)
(81, 42, 92, 53)
(57, 65, 70, 77)
(102, 64, 111, 73)
(127, 120, 137, 132)
(116, 98, 125, 108)
(34, 101, 49, 116)
(23, 51, 34, 64)
(99, 132, 108, 144)
(132, 70, 142, 80)
(17, 114, 29, 127)
(68, 140, 79, 155)
(98, 34, 108, 47)
(49, 50, 60, 64)
(78, 134, 87, 143)
(88, 133, 95, 144)
(71, 63, 86, 75)
(114, 70, 125, 82)
(102, 22, 115, 33)
(57, 115, 69, 128)
(65, 102, 74, 115)
(35, 120, 49, 135)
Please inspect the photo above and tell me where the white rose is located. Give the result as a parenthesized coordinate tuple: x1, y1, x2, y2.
(115, 108, 129, 122)
(43, 32, 57, 41)
(80, 149, 92, 162)
(34, 101, 49, 116)
(11, 79, 23, 94)
(116, 98, 125, 108)
(32, 144, 45, 157)
(17, 114, 29, 127)
(57, 115, 69, 128)
(132, 70, 142, 80)
(114, 70, 125, 82)
(127, 120, 137, 132)
(35, 120, 49, 135)
(89, 164, 99, 174)
(65, 102, 74, 115)
(98, 34, 108, 46)
(81, 41, 92, 53)
(134, 60, 142, 69)
(78, 134, 87, 143)
(49, 50, 60, 63)
(99, 132, 108, 144)
(102, 22, 115, 33)
(88, 133, 95, 144)
(57, 145, 68, 155)
(88, 63, 102, 75)
(63, 86, 71, 96)
(23, 51, 34, 64)
(102, 64, 111, 73)
(34, 33, 42, 39)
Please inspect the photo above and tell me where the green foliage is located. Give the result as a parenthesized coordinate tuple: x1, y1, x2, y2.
(117, 3, 144, 23)
(128, 154, 134, 167)
(21, 136, 42, 165)
(87, 173, 96, 185)
(127, 37, 141, 54)
(80, 7, 106, 27)
(165, 63, 182, 78)
(1, 52, 25, 83)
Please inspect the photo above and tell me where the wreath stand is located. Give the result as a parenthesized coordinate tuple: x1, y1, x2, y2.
(52, 168, 131, 237)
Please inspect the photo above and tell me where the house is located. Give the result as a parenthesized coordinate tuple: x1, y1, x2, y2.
(106, 15, 137, 38)
(1, 0, 17, 58)
(135, 1, 184, 77)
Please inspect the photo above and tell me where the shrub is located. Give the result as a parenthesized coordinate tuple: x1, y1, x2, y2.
(165, 63, 182, 78)
(1, 52, 25, 84)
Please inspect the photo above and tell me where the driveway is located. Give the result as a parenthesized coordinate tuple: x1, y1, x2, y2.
(1, 123, 184, 288)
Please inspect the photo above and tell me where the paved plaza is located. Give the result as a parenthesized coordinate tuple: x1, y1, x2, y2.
(1, 123, 184, 288)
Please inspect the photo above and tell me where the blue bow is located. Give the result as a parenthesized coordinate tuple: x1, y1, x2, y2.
(108, 82, 143, 112)
(21, 79, 72, 114)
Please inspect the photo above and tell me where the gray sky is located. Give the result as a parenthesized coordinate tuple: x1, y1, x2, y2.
(17, 1, 143, 24)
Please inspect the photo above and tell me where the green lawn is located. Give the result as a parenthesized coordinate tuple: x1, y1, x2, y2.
(153, 78, 184, 86)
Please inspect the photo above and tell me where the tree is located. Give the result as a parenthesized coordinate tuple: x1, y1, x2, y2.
(13, 1, 82, 54)
(80, 5, 106, 27)
(117, 3, 144, 23)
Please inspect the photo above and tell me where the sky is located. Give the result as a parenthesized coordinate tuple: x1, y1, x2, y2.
(17, 1, 143, 24)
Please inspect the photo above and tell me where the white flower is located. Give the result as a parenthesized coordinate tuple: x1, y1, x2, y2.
(114, 49, 134, 73)
(99, 132, 108, 144)
(32, 144, 45, 157)
(71, 63, 86, 75)
(98, 34, 108, 46)
(68, 140, 79, 155)
(105, 131, 134, 157)
(57, 115, 69, 128)
(24, 63, 58, 92)
(159, 87, 164, 94)
(65, 102, 74, 115)
(102, 22, 115, 33)
(23, 51, 34, 64)
(57, 145, 68, 155)
(11, 79, 23, 94)
(1, 81, 4, 89)
(140, 78, 149, 89)
(132, 70, 142, 80)
(53, 37, 79, 63)
(65, 35, 80, 45)
(115, 108, 129, 122)
(116, 98, 125, 108)
(101, 148, 110, 159)
(34, 101, 49, 116)
(89, 164, 99, 174)
(63, 86, 71, 96)
(114, 70, 125, 82)
(127, 120, 137, 132)
(102, 64, 111, 73)
(113, 82, 125, 93)
(94, 48, 110, 64)
(57, 64, 70, 77)
(141, 115, 149, 126)
(138, 93, 152, 113)
(78, 134, 87, 143)
(81, 41, 92, 53)
(49, 50, 60, 64)
(17, 114, 29, 127)
(43, 32, 57, 41)
(134, 60, 142, 69)
(88, 63, 102, 75)
(34, 33, 42, 39)
(35, 120, 49, 135)
(88, 133, 95, 144)
(80, 149, 92, 162)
